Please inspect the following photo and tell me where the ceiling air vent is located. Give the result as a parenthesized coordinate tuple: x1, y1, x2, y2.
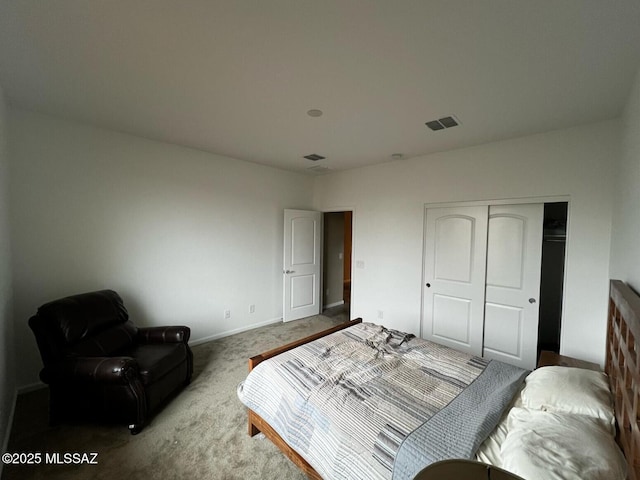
(426, 115, 460, 131)
(303, 153, 326, 161)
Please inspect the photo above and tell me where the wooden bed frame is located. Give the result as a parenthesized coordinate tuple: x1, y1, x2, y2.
(247, 318, 362, 480)
(245, 282, 640, 479)
(607, 280, 640, 480)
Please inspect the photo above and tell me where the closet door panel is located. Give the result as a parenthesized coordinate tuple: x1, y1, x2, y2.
(423, 206, 488, 355)
(486, 215, 525, 289)
(433, 216, 474, 283)
(483, 303, 523, 357)
(432, 295, 472, 344)
(483, 204, 543, 369)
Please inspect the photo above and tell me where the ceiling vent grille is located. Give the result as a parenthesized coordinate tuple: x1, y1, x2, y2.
(426, 115, 460, 131)
(303, 153, 325, 161)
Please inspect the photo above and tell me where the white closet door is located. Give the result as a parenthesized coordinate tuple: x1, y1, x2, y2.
(483, 204, 543, 370)
(422, 206, 488, 356)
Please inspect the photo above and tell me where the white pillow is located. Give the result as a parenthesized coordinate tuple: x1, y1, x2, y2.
(501, 408, 627, 480)
(520, 366, 615, 433)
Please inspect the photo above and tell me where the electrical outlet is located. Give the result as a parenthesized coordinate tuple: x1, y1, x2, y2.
(249, 304, 255, 314)
(356, 260, 365, 269)
(377, 310, 384, 320)
(224, 309, 231, 319)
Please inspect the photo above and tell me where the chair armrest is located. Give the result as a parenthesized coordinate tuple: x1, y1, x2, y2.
(40, 357, 139, 385)
(137, 326, 190, 344)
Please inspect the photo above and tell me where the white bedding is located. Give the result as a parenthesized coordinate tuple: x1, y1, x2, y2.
(474, 386, 522, 467)
(475, 366, 627, 480)
(501, 408, 626, 480)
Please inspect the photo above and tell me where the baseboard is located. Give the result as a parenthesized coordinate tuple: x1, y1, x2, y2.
(189, 317, 283, 347)
(323, 300, 344, 309)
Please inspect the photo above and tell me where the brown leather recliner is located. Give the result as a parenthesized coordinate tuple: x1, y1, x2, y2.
(28, 289, 193, 434)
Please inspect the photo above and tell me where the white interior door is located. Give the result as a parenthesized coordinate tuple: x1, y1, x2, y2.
(422, 206, 488, 355)
(483, 204, 543, 369)
(283, 209, 322, 322)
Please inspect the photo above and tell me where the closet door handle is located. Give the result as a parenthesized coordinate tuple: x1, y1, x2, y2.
(529, 298, 536, 304)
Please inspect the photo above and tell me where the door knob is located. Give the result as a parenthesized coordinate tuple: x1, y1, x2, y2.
(529, 298, 536, 304)
(284, 270, 295, 274)
(426, 283, 431, 288)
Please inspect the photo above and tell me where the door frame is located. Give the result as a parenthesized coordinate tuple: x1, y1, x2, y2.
(322, 207, 356, 313)
(420, 195, 571, 343)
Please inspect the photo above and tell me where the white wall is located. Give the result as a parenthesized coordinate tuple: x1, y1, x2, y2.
(9, 109, 315, 389)
(0, 84, 16, 472)
(610, 66, 640, 292)
(314, 120, 619, 366)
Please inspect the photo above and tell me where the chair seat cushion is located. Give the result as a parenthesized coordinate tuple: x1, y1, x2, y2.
(123, 343, 189, 385)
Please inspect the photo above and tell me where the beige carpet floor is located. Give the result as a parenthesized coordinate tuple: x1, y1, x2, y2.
(3, 312, 349, 480)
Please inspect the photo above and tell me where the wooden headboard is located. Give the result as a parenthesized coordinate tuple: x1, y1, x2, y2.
(607, 280, 640, 480)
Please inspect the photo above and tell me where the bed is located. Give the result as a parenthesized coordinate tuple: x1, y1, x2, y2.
(238, 280, 640, 480)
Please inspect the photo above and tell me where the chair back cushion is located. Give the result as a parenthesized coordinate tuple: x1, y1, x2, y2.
(29, 290, 138, 364)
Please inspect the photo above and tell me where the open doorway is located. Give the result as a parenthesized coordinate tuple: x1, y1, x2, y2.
(322, 211, 352, 322)
(537, 202, 568, 354)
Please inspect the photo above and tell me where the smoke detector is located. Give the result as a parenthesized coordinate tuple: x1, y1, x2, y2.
(307, 165, 330, 175)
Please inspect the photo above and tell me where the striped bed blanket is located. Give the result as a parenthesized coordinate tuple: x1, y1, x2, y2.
(237, 322, 526, 480)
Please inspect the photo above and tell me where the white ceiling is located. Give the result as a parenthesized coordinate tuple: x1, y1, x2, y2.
(1, 1, 640, 174)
